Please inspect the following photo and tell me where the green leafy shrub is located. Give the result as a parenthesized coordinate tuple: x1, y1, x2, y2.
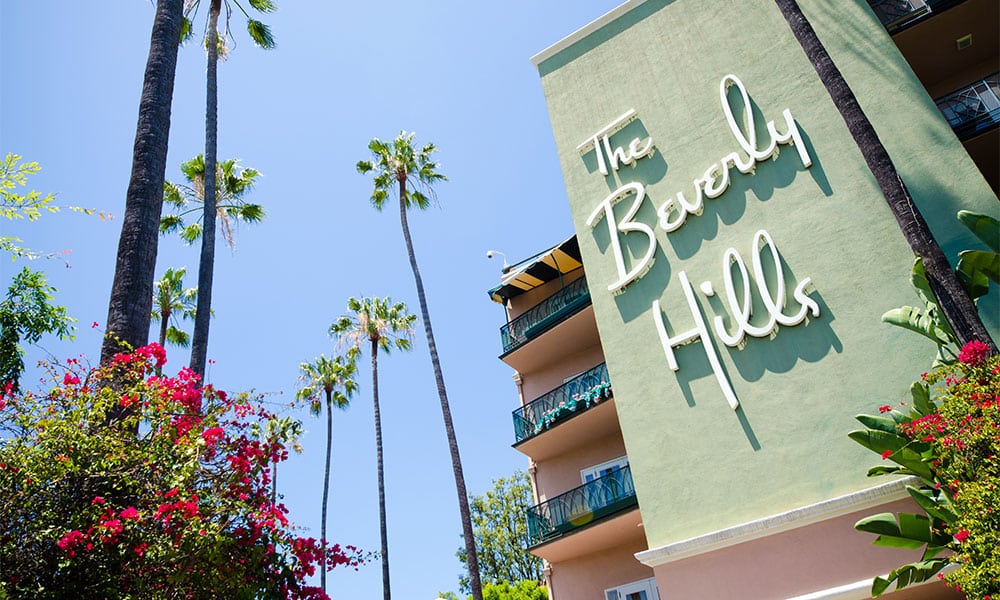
(851, 340, 999, 598)
(0, 344, 365, 599)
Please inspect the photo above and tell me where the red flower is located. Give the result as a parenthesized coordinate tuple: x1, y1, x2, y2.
(63, 373, 80, 386)
(958, 340, 990, 367)
(954, 529, 970, 543)
(121, 506, 140, 520)
(881, 450, 893, 460)
(92, 496, 105, 505)
(91, 321, 99, 329)
(201, 426, 225, 448)
(878, 405, 891, 414)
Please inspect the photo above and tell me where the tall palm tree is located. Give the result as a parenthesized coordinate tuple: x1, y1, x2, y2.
(161, 154, 265, 249)
(357, 132, 484, 600)
(772, 0, 995, 352)
(296, 352, 357, 594)
(330, 296, 416, 600)
(100, 0, 184, 365)
(150, 267, 198, 348)
(182, 0, 275, 378)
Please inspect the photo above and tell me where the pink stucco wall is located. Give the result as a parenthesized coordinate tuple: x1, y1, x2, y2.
(533, 431, 627, 502)
(550, 539, 654, 600)
(519, 342, 606, 402)
(649, 498, 964, 599)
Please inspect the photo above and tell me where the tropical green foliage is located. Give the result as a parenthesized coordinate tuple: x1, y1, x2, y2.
(1, 153, 108, 261)
(150, 267, 198, 348)
(0, 267, 74, 392)
(882, 210, 999, 366)
(181, 0, 277, 50)
(330, 296, 416, 356)
(456, 472, 543, 594)
(356, 131, 446, 211)
(850, 340, 999, 597)
(0, 344, 364, 598)
(161, 154, 265, 248)
(438, 581, 548, 600)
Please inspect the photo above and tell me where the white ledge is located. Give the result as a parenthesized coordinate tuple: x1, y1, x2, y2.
(531, 0, 648, 67)
(635, 478, 916, 567)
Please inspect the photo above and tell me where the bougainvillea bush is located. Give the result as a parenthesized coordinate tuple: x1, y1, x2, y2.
(850, 340, 999, 598)
(0, 344, 364, 599)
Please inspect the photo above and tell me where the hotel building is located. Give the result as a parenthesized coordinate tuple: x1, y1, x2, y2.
(489, 1, 997, 598)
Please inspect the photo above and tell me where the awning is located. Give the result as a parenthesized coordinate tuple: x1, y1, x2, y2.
(488, 236, 583, 303)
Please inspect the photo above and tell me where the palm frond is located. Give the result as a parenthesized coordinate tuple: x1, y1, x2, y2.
(246, 19, 275, 49)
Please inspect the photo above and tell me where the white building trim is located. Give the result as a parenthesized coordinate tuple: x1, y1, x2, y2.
(635, 478, 916, 567)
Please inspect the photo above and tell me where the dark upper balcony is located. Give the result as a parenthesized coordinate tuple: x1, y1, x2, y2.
(513, 362, 611, 445)
(526, 465, 638, 550)
(500, 275, 591, 355)
(867, 0, 964, 33)
(935, 72, 1000, 140)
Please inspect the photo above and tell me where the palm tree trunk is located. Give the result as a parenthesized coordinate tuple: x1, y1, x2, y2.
(321, 389, 333, 593)
(372, 340, 391, 600)
(398, 180, 483, 600)
(773, 0, 995, 351)
(158, 306, 170, 348)
(190, 0, 222, 377)
(100, 0, 184, 365)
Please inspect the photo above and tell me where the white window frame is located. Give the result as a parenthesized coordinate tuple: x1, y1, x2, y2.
(604, 577, 659, 600)
(580, 455, 628, 484)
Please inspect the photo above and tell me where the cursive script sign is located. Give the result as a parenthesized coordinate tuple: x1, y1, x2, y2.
(582, 75, 820, 409)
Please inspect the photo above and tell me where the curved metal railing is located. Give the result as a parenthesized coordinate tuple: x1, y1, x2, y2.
(512, 363, 612, 444)
(526, 466, 637, 547)
(500, 276, 590, 354)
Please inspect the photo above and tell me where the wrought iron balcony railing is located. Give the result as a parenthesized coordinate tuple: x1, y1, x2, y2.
(512, 362, 612, 444)
(868, 0, 930, 30)
(526, 466, 637, 547)
(936, 73, 1000, 141)
(867, 0, 962, 32)
(500, 276, 591, 354)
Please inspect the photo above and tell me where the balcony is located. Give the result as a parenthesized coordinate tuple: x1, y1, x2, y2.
(935, 73, 1000, 140)
(526, 465, 637, 548)
(513, 363, 611, 444)
(500, 276, 591, 355)
(867, 0, 963, 32)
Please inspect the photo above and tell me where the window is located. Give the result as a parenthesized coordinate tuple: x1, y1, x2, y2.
(604, 577, 659, 600)
(581, 456, 628, 484)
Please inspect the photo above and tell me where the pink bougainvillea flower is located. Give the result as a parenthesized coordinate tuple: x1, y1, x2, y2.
(92, 496, 105, 505)
(201, 426, 225, 448)
(91, 321, 99, 329)
(958, 340, 990, 367)
(120, 506, 140, 520)
(881, 450, 893, 460)
(878, 405, 891, 413)
(954, 529, 970, 543)
(63, 373, 80, 386)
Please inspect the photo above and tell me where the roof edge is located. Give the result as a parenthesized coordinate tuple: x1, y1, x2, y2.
(530, 0, 648, 67)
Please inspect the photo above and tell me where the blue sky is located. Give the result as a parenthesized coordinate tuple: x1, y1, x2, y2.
(1, 1, 625, 597)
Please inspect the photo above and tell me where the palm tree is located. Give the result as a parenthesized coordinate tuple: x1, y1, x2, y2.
(181, 0, 275, 378)
(296, 352, 358, 594)
(100, 0, 184, 365)
(330, 296, 416, 600)
(357, 132, 484, 600)
(161, 155, 265, 249)
(150, 267, 198, 348)
(772, 0, 995, 352)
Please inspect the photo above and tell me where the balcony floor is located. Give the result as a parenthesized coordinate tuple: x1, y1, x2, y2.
(500, 305, 600, 374)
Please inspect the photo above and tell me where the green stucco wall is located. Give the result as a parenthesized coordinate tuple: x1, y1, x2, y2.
(536, 0, 998, 550)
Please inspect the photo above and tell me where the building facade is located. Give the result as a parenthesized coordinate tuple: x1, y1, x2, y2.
(490, 1, 998, 598)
